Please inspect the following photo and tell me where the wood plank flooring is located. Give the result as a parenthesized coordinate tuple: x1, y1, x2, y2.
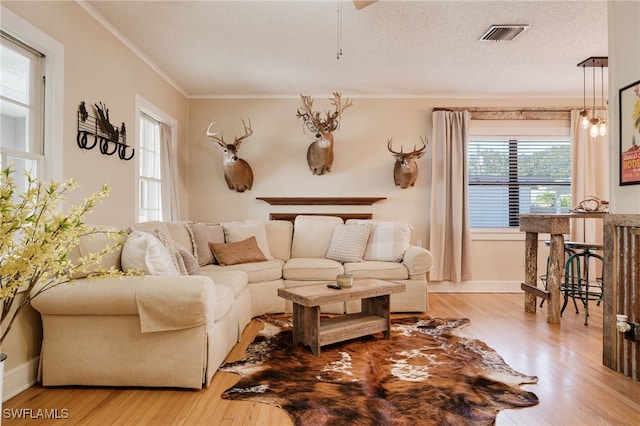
(4, 293, 640, 425)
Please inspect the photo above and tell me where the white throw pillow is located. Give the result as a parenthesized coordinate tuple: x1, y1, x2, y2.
(347, 220, 411, 262)
(221, 220, 273, 259)
(325, 223, 372, 263)
(121, 231, 180, 276)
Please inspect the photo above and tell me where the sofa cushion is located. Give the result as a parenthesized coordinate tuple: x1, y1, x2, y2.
(209, 236, 268, 266)
(121, 231, 180, 276)
(325, 223, 372, 263)
(291, 215, 343, 258)
(265, 220, 293, 261)
(70, 227, 125, 278)
(187, 223, 225, 266)
(344, 261, 409, 280)
(346, 219, 411, 262)
(283, 257, 343, 281)
(198, 269, 248, 297)
(203, 259, 284, 284)
(165, 221, 195, 252)
(221, 220, 273, 259)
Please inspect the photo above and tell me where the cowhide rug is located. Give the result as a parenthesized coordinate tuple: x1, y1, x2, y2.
(219, 316, 538, 426)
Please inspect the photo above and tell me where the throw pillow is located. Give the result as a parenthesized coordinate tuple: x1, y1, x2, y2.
(186, 223, 225, 266)
(325, 223, 372, 263)
(175, 242, 200, 275)
(153, 228, 186, 275)
(209, 236, 268, 266)
(121, 231, 180, 276)
(348, 220, 411, 262)
(221, 221, 273, 259)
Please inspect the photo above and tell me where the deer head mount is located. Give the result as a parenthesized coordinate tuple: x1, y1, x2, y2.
(207, 118, 254, 193)
(387, 136, 428, 189)
(296, 92, 353, 175)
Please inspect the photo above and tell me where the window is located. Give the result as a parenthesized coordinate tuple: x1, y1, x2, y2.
(468, 137, 571, 228)
(138, 112, 163, 222)
(0, 31, 45, 182)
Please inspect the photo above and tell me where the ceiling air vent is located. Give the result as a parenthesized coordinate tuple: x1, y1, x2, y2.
(479, 25, 529, 41)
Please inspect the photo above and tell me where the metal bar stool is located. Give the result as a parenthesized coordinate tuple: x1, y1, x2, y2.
(560, 242, 604, 325)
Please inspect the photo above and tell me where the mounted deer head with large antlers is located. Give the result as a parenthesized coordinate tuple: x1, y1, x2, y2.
(296, 92, 353, 175)
(207, 118, 254, 193)
(388, 136, 428, 189)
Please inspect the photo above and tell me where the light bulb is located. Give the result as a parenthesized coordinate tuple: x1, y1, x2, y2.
(581, 113, 590, 129)
(590, 124, 599, 138)
(599, 122, 607, 136)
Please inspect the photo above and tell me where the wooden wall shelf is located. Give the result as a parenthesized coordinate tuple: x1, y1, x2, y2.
(256, 197, 386, 206)
(270, 213, 373, 222)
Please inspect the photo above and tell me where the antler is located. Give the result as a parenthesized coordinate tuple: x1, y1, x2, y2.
(326, 92, 353, 131)
(387, 138, 404, 155)
(297, 93, 352, 134)
(296, 95, 322, 133)
(388, 136, 428, 157)
(233, 118, 253, 148)
(206, 118, 226, 148)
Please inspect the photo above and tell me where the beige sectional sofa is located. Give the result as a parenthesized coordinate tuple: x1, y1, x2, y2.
(31, 215, 433, 389)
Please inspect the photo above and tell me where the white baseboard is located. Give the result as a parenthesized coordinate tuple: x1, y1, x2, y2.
(429, 281, 523, 293)
(2, 357, 39, 402)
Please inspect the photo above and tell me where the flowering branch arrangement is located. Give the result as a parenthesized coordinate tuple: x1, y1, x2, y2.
(0, 167, 124, 346)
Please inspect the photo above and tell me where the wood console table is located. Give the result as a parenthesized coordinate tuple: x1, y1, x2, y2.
(519, 213, 605, 324)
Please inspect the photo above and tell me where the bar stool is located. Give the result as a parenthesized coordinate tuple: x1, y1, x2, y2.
(560, 242, 604, 325)
(539, 240, 575, 308)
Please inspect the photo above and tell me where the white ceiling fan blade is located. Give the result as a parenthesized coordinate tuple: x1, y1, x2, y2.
(353, 0, 378, 10)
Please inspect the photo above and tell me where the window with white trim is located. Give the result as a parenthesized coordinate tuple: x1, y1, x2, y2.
(468, 137, 571, 228)
(138, 112, 163, 222)
(0, 31, 45, 183)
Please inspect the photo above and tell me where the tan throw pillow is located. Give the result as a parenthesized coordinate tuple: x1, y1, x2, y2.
(221, 221, 273, 259)
(187, 223, 225, 266)
(325, 223, 372, 263)
(209, 236, 268, 266)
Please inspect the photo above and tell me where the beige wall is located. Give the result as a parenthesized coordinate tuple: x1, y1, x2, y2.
(608, 1, 640, 213)
(1, 1, 189, 376)
(188, 97, 574, 284)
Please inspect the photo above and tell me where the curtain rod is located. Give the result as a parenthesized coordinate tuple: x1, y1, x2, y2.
(432, 107, 610, 120)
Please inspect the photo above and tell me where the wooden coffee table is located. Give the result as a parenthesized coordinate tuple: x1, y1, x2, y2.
(277, 279, 406, 356)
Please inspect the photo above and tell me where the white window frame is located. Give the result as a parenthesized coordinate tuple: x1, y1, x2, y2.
(468, 119, 571, 241)
(1, 6, 64, 183)
(134, 94, 177, 223)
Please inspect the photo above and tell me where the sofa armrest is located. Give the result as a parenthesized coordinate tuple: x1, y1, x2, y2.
(402, 245, 434, 279)
(31, 275, 216, 332)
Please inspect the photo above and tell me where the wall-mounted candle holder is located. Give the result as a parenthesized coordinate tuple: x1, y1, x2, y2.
(77, 101, 134, 161)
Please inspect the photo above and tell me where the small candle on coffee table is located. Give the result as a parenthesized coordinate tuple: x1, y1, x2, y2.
(336, 274, 353, 288)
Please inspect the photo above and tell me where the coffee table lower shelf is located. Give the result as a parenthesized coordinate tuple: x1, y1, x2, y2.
(319, 313, 388, 347)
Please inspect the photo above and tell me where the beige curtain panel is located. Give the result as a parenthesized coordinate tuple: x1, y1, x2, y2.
(429, 110, 472, 282)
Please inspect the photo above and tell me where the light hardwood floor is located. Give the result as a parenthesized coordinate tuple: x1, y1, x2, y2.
(4, 293, 640, 425)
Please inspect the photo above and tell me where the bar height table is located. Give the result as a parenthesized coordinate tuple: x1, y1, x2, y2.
(519, 213, 605, 324)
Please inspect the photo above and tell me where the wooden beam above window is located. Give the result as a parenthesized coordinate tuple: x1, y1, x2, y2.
(432, 107, 600, 120)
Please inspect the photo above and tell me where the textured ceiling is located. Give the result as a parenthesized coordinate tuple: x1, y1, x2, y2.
(83, 0, 608, 98)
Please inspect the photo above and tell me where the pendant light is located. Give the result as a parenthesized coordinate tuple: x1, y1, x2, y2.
(577, 57, 608, 138)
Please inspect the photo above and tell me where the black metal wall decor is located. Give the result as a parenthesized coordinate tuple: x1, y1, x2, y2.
(77, 101, 134, 160)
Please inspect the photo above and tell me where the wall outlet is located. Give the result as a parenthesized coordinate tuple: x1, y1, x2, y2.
(624, 322, 640, 342)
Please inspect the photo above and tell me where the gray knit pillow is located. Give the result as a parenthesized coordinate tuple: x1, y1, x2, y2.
(325, 223, 372, 263)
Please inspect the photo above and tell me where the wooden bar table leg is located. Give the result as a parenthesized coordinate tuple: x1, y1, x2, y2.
(524, 231, 539, 313)
(546, 233, 565, 324)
